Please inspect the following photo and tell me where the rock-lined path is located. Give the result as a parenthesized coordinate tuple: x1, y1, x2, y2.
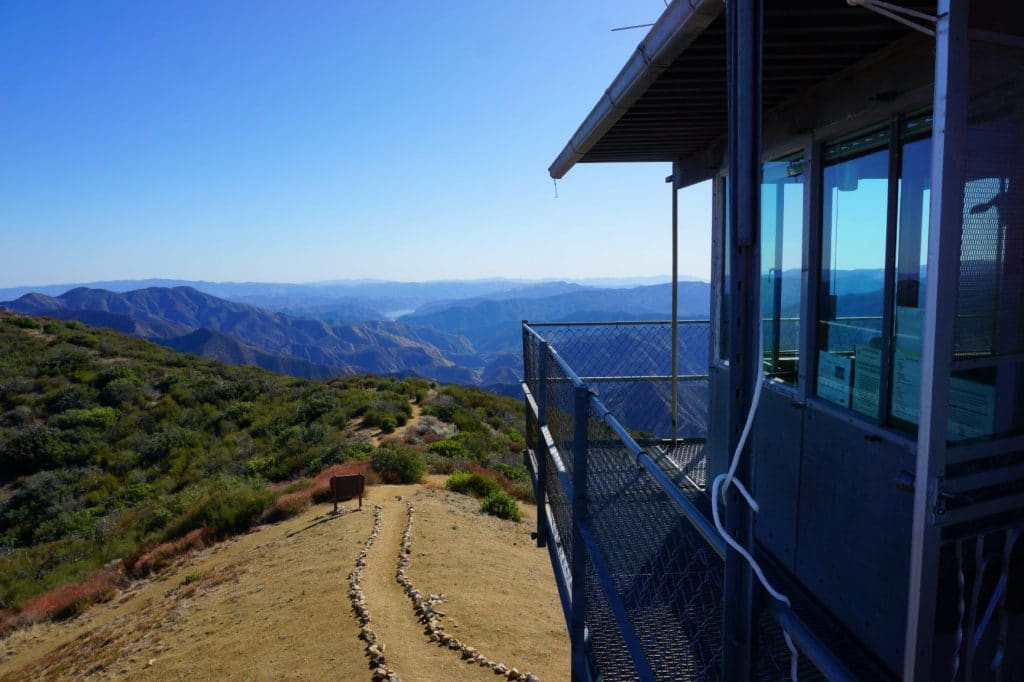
(0, 483, 568, 681)
(359, 489, 490, 681)
(395, 502, 538, 681)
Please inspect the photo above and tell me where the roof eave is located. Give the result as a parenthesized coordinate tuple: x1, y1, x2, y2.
(548, 0, 725, 179)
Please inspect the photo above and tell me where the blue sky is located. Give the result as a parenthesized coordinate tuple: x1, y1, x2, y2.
(0, 1, 713, 287)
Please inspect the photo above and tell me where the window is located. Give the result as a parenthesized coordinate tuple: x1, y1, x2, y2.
(814, 115, 939, 428)
(761, 155, 804, 385)
(817, 125, 890, 412)
(717, 176, 730, 362)
(888, 121, 932, 430)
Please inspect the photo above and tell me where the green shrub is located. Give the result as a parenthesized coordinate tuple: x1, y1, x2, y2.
(493, 463, 529, 482)
(426, 439, 472, 460)
(379, 415, 398, 434)
(53, 407, 117, 429)
(480, 492, 522, 522)
(165, 477, 272, 540)
(425, 453, 470, 475)
(9, 316, 40, 330)
(370, 444, 425, 484)
(446, 471, 502, 499)
(342, 441, 375, 461)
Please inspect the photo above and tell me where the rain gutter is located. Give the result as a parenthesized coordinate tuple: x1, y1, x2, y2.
(548, 0, 724, 179)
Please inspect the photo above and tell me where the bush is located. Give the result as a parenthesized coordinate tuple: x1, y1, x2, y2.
(378, 415, 398, 434)
(5, 566, 121, 627)
(164, 477, 272, 540)
(426, 439, 472, 460)
(370, 444, 425, 484)
(262, 491, 312, 523)
(493, 463, 529, 482)
(480, 492, 522, 522)
(446, 471, 502, 499)
(128, 528, 207, 577)
(53, 407, 117, 429)
(425, 453, 470, 475)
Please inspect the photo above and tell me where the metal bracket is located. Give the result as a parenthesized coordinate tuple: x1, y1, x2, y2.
(847, 0, 937, 37)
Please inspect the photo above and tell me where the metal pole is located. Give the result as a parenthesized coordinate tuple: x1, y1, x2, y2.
(722, 0, 762, 679)
(536, 341, 549, 548)
(903, 0, 967, 678)
(571, 383, 590, 681)
(671, 171, 680, 445)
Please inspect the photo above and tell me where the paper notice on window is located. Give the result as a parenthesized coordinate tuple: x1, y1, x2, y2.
(852, 345, 882, 417)
(891, 348, 922, 424)
(818, 351, 852, 408)
(948, 378, 996, 441)
(895, 306, 924, 354)
(891, 309, 925, 425)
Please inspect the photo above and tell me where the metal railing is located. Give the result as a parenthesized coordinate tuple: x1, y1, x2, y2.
(522, 320, 857, 681)
(524, 320, 710, 441)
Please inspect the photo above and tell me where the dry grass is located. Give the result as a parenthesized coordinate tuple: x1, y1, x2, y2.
(0, 567, 122, 634)
(126, 528, 208, 578)
(0, 484, 568, 681)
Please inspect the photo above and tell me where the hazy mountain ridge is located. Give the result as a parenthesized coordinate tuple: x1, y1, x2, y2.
(400, 281, 712, 355)
(1, 287, 476, 383)
(1, 279, 723, 392)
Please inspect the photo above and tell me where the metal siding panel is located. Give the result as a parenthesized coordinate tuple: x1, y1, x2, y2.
(797, 405, 914, 674)
(752, 386, 802, 571)
(708, 365, 731, 484)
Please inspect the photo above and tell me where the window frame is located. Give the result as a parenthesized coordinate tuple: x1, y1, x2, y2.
(809, 111, 934, 431)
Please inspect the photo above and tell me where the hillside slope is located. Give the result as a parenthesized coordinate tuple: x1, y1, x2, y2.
(0, 313, 528, 622)
(0, 484, 569, 680)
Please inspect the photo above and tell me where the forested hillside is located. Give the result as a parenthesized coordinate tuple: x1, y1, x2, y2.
(0, 312, 527, 628)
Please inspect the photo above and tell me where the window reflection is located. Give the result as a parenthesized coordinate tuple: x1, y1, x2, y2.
(889, 133, 931, 430)
(817, 130, 890, 413)
(761, 157, 804, 385)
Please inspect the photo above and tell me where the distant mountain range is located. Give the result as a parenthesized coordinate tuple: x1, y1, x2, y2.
(0, 276, 685, 321)
(1, 287, 476, 384)
(2, 269, 905, 398)
(0, 280, 713, 395)
(400, 281, 711, 354)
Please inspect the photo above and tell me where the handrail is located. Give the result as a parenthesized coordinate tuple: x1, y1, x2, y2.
(526, 319, 709, 327)
(523, 321, 861, 682)
(590, 393, 727, 558)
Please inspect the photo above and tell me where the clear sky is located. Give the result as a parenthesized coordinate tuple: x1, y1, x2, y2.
(0, 1, 713, 287)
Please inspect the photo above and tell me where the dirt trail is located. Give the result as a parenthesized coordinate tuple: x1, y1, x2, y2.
(369, 401, 423, 446)
(360, 488, 488, 681)
(0, 484, 568, 681)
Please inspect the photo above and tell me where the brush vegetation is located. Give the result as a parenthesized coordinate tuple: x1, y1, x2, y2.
(0, 312, 526, 627)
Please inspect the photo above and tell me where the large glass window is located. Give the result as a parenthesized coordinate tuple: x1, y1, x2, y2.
(817, 126, 890, 412)
(761, 156, 804, 385)
(717, 176, 730, 362)
(888, 120, 932, 430)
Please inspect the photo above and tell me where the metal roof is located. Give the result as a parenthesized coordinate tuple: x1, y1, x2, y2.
(549, 0, 936, 179)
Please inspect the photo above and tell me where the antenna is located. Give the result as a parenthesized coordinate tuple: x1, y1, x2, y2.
(610, 0, 665, 32)
(611, 23, 655, 32)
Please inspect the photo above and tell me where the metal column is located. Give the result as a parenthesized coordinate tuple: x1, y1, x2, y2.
(671, 174, 680, 445)
(722, 0, 763, 679)
(571, 384, 590, 681)
(536, 342, 549, 548)
(903, 0, 968, 678)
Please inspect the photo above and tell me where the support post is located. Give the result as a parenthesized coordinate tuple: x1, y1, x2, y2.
(671, 173, 680, 444)
(571, 384, 590, 681)
(723, 0, 762, 679)
(903, 0, 967, 678)
(536, 342, 549, 548)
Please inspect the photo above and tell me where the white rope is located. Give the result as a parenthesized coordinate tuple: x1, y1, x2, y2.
(711, 329, 799, 681)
